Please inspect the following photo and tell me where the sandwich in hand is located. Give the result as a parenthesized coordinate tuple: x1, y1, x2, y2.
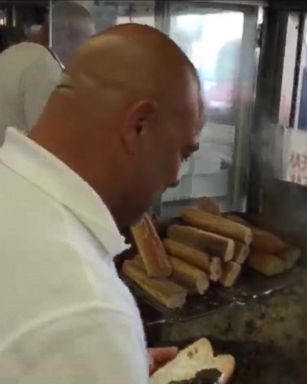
(150, 338, 235, 384)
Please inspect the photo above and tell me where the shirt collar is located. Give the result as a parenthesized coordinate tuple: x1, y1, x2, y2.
(0, 128, 129, 257)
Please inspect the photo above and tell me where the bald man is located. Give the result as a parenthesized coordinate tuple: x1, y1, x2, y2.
(0, 24, 204, 383)
(51, 1, 96, 66)
(0, 1, 95, 144)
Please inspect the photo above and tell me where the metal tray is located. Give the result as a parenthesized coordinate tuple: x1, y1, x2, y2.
(120, 212, 306, 327)
(122, 265, 306, 327)
(216, 266, 306, 304)
(122, 275, 234, 327)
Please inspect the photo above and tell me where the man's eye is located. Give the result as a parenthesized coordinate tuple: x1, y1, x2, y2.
(181, 154, 190, 163)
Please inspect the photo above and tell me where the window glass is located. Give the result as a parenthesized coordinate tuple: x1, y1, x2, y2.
(161, 4, 254, 217)
(296, 18, 307, 130)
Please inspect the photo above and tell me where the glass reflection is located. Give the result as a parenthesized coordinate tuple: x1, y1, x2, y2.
(170, 12, 244, 124)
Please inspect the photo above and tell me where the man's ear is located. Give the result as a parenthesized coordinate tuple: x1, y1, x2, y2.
(121, 99, 157, 153)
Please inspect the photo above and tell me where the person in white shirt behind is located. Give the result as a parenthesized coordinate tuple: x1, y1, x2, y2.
(0, 1, 95, 145)
(0, 24, 204, 383)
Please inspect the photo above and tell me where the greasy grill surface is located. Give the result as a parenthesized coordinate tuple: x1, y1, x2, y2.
(122, 267, 304, 328)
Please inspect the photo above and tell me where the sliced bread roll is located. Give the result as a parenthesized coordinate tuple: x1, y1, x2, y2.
(224, 213, 250, 227)
(131, 214, 172, 277)
(181, 208, 252, 245)
(197, 197, 221, 215)
(163, 239, 222, 283)
(150, 338, 235, 384)
(219, 261, 241, 287)
(247, 252, 286, 276)
(251, 228, 286, 254)
(209, 257, 223, 282)
(122, 259, 187, 309)
(277, 245, 301, 270)
(168, 225, 234, 262)
(169, 256, 210, 295)
(163, 238, 210, 272)
(225, 215, 286, 254)
(233, 241, 250, 264)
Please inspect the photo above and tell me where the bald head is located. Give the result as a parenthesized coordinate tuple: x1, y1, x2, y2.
(30, 24, 204, 228)
(51, 1, 96, 66)
(64, 23, 201, 120)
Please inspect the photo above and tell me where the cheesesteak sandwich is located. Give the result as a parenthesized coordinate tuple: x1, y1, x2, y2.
(150, 338, 235, 384)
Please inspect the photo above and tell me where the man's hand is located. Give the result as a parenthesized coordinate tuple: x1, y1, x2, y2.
(148, 346, 178, 375)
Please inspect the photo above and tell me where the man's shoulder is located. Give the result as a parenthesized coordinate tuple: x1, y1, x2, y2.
(2, 42, 50, 59)
(0, 161, 70, 235)
(0, 42, 58, 73)
(0, 302, 147, 384)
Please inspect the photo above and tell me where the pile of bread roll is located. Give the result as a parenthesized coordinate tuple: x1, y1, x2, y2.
(122, 198, 301, 309)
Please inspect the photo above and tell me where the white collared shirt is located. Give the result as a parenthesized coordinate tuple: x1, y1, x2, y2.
(0, 128, 148, 383)
(0, 42, 62, 145)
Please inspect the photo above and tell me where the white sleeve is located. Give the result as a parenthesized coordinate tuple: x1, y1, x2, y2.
(20, 50, 62, 132)
(0, 306, 149, 384)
